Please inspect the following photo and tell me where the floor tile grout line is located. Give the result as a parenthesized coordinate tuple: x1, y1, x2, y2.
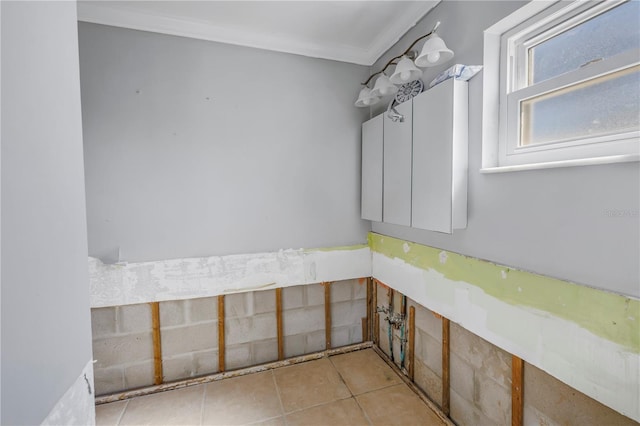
(280, 394, 354, 416)
(328, 353, 356, 398)
(271, 369, 288, 426)
(352, 395, 375, 426)
(199, 383, 207, 426)
(114, 399, 129, 426)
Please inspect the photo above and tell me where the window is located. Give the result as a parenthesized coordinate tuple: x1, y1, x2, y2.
(482, 0, 639, 172)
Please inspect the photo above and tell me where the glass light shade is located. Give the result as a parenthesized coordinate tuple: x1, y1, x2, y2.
(371, 74, 398, 97)
(354, 86, 381, 107)
(389, 56, 422, 84)
(415, 34, 454, 67)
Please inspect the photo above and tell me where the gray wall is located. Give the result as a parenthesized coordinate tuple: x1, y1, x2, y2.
(1, 2, 93, 424)
(79, 23, 371, 263)
(371, 1, 640, 297)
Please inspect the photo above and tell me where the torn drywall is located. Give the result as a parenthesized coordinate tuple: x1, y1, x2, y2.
(89, 245, 371, 308)
(370, 233, 640, 422)
(41, 359, 95, 426)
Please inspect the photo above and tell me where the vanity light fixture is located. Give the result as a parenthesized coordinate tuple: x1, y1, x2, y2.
(354, 21, 454, 108)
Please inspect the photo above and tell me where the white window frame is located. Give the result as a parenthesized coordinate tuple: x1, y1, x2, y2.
(481, 0, 640, 173)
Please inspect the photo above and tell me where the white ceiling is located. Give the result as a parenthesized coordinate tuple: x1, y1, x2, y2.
(77, 1, 440, 65)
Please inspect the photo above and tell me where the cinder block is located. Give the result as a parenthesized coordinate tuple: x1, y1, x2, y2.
(225, 292, 249, 318)
(252, 339, 278, 365)
(193, 349, 219, 376)
(412, 301, 442, 341)
(305, 330, 326, 353)
(91, 307, 117, 338)
(523, 404, 556, 426)
(252, 313, 278, 341)
(226, 343, 251, 370)
(226, 314, 277, 345)
(283, 306, 324, 336)
(450, 353, 474, 404)
(93, 366, 124, 396)
(475, 371, 511, 425)
(349, 323, 362, 344)
(417, 329, 442, 376)
(378, 319, 391, 357)
(160, 300, 186, 327)
(330, 280, 352, 303)
(284, 334, 306, 358)
(352, 279, 367, 300)
(93, 332, 153, 367)
(189, 296, 217, 323)
(161, 322, 217, 357)
(523, 362, 638, 426)
(451, 323, 511, 389)
(225, 317, 253, 345)
(124, 360, 154, 390)
(331, 301, 361, 328)
(254, 289, 276, 314)
(450, 388, 495, 426)
(414, 358, 442, 407)
(118, 303, 152, 334)
(331, 326, 351, 348)
(283, 286, 304, 309)
(305, 283, 324, 306)
(163, 354, 194, 382)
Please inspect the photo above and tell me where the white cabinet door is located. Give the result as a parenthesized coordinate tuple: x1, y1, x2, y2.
(412, 79, 468, 233)
(361, 115, 383, 221)
(383, 100, 413, 226)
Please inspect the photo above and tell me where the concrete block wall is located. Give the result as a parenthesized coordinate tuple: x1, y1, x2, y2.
(374, 284, 636, 426)
(523, 363, 637, 426)
(224, 291, 277, 370)
(160, 297, 219, 382)
(409, 298, 443, 408)
(91, 303, 155, 395)
(91, 279, 366, 396)
(449, 322, 512, 426)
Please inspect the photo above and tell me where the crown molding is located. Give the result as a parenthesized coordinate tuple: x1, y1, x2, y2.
(77, 1, 439, 66)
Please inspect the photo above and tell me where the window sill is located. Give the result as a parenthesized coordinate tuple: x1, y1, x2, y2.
(480, 153, 639, 174)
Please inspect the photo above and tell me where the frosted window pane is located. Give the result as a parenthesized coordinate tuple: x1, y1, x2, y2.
(529, 1, 640, 84)
(521, 66, 640, 146)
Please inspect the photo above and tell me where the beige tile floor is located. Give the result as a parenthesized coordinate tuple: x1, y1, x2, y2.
(96, 349, 446, 426)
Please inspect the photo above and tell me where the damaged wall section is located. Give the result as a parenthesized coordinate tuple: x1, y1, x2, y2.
(374, 281, 637, 426)
(91, 279, 366, 396)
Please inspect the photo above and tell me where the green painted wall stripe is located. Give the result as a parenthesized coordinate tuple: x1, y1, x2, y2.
(369, 233, 640, 352)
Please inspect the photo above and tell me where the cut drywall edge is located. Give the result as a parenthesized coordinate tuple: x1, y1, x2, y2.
(369, 233, 639, 352)
(41, 359, 95, 426)
(370, 234, 640, 422)
(89, 245, 371, 307)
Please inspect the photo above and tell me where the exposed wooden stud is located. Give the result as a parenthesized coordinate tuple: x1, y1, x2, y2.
(366, 277, 373, 341)
(362, 317, 367, 343)
(150, 302, 163, 386)
(442, 317, 451, 417)
(373, 279, 379, 344)
(276, 288, 284, 360)
(218, 295, 225, 372)
(324, 282, 332, 350)
(512, 355, 525, 426)
(96, 341, 374, 405)
(408, 305, 416, 381)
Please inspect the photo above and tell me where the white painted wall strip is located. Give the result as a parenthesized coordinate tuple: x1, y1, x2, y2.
(41, 359, 95, 426)
(89, 246, 371, 308)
